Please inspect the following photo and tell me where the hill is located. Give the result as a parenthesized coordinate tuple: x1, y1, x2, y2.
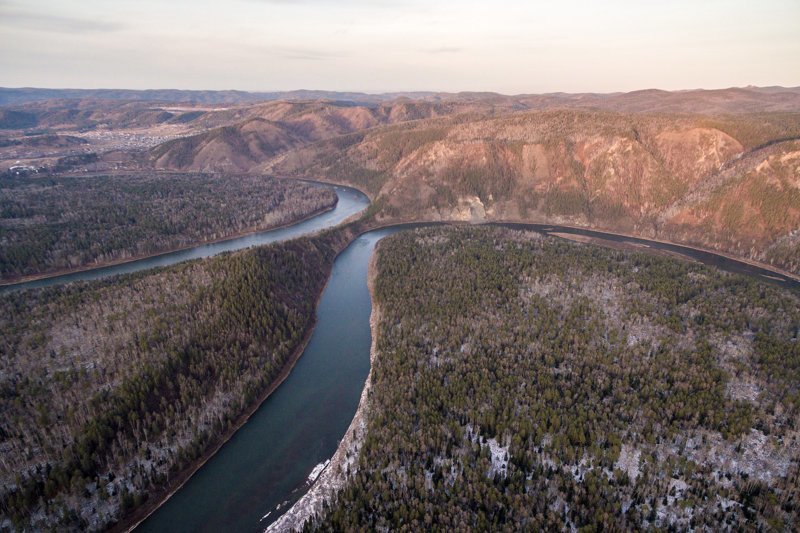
(149, 99, 471, 172)
(270, 110, 800, 275)
(4, 86, 800, 111)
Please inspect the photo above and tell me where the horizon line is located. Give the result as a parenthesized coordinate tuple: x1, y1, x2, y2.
(2, 84, 800, 99)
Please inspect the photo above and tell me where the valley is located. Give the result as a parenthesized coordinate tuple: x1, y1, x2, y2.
(7, 87, 795, 277)
(1, 86, 800, 532)
(4, 0, 800, 529)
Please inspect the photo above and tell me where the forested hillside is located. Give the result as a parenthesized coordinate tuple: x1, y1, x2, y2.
(0, 230, 350, 530)
(0, 174, 336, 280)
(313, 227, 800, 531)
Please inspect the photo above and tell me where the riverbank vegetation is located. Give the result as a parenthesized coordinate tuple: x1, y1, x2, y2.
(0, 229, 351, 530)
(313, 226, 800, 531)
(0, 174, 336, 281)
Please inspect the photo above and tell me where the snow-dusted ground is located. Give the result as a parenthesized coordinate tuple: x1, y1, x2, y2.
(614, 444, 641, 482)
(486, 437, 510, 478)
(306, 460, 330, 485)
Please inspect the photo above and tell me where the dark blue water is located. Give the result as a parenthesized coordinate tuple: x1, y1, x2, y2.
(0, 184, 369, 294)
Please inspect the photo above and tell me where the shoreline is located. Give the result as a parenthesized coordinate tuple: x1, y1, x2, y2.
(266, 248, 382, 532)
(526, 220, 800, 283)
(548, 232, 707, 263)
(362, 215, 800, 283)
(0, 201, 337, 288)
(111, 238, 351, 533)
(115, 226, 358, 532)
(6, 203, 795, 290)
(112, 315, 319, 533)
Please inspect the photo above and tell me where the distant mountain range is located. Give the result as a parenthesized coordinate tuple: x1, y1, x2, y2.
(2, 85, 800, 110)
(0, 87, 442, 106)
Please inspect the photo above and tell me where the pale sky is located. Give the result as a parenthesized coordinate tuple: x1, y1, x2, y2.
(1, 0, 798, 94)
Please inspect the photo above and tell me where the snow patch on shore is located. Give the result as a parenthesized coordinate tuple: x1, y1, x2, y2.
(307, 460, 330, 485)
(486, 438, 509, 479)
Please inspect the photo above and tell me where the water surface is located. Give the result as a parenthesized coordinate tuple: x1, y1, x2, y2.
(0, 183, 369, 294)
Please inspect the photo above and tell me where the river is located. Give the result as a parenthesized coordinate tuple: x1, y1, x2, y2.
(2, 181, 797, 531)
(139, 226, 410, 532)
(138, 221, 800, 532)
(0, 183, 370, 294)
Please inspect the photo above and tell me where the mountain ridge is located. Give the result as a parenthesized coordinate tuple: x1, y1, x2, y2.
(263, 109, 800, 275)
(3, 85, 800, 108)
(3, 89, 799, 276)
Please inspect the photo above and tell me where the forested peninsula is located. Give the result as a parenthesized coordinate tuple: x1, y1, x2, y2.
(311, 226, 800, 531)
(0, 227, 353, 530)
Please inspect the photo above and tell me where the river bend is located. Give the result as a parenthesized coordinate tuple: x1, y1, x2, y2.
(0, 183, 369, 294)
(2, 180, 797, 531)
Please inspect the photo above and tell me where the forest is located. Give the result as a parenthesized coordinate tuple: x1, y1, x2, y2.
(0, 174, 336, 280)
(311, 226, 800, 531)
(0, 228, 351, 530)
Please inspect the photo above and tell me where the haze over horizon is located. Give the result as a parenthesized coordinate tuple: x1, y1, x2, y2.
(2, 0, 799, 94)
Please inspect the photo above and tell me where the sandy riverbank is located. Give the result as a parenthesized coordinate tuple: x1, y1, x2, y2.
(267, 251, 381, 532)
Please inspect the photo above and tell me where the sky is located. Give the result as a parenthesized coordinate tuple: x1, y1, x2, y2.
(1, 0, 799, 94)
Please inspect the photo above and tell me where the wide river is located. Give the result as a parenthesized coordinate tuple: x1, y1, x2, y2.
(2, 181, 797, 532)
(0, 183, 370, 294)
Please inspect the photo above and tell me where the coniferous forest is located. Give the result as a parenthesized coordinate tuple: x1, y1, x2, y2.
(0, 230, 349, 530)
(312, 226, 800, 531)
(0, 174, 336, 280)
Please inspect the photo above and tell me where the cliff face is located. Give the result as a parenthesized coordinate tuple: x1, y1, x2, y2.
(271, 110, 800, 275)
(660, 140, 800, 272)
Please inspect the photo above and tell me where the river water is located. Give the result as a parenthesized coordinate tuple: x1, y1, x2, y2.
(2, 182, 797, 531)
(0, 183, 369, 294)
(139, 226, 408, 532)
